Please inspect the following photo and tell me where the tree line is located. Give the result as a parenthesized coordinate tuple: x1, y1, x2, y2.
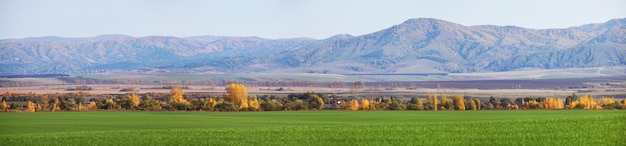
(2, 84, 626, 112)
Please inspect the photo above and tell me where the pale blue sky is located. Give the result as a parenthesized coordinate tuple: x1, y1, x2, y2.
(1, 0, 624, 39)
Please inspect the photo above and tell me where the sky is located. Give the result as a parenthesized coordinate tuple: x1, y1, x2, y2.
(0, 0, 624, 40)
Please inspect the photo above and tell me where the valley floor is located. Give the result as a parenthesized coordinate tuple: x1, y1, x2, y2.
(1, 111, 624, 145)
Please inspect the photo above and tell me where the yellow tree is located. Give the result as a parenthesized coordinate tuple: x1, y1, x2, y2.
(360, 99, 371, 110)
(468, 99, 477, 110)
(240, 97, 249, 110)
(524, 99, 541, 109)
(571, 95, 600, 109)
(206, 97, 217, 110)
(87, 101, 97, 111)
(346, 99, 359, 111)
(52, 98, 61, 112)
(426, 93, 438, 111)
(1, 100, 7, 112)
(596, 96, 615, 108)
(453, 95, 465, 110)
(440, 95, 451, 110)
(27, 101, 35, 112)
(248, 96, 260, 111)
(225, 83, 249, 106)
(556, 98, 564, 109)
(415, 98, 424, 110)
(168, 87, 190, 110)
(128, 93, 140, 108)
(541, 98, 556, 109)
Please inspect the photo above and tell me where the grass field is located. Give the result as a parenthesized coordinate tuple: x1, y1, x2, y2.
(1, 111, 625, 145)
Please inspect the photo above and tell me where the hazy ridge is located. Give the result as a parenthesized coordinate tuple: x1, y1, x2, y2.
(1, 18, 624, 75)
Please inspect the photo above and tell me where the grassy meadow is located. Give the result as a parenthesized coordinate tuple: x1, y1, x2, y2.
(1, 110, 625, 145)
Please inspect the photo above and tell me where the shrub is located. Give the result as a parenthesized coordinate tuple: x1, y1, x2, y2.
(216, 102, 238, 112)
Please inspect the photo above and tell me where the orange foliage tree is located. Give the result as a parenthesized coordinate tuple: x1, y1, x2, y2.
(206, 97, 217, 110)
(596, 96, 616, 109)
(248, 96, 260, 111)
(570, 95, 601, 109)
(540, 97, 564, 110)
(87, 101, 98, 111)
(452, 95, 465, 110)
(342, 99, 359, 111)
(468, 99, 477, 110)
(128, 93, 140, 108)
(1, 100, 7, 112)
(168, 87, 190, 110)
(225, 83, 249, 107)
(239, 97, 249, 110)
(415, 98, 424, 110)
(440, 95, 451, 110)
(26, 101, 35, 112)
(360, 99, 375, 110)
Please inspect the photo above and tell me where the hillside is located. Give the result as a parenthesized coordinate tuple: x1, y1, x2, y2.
(1, 18, 624, 75)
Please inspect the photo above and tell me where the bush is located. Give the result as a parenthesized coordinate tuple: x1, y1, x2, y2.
(406, 104, 418, 110)
(139, 100, 162, 111)
(216, 102, 238, 112)
(260, 101, 278, 111)
(389, 102, 406, 110)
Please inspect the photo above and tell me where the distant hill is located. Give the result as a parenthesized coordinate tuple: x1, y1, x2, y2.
(1, 18, 624, 75)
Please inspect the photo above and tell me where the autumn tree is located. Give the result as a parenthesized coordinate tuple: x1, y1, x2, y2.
(102, 98, 117, 110)
(87, 101, 98, 111)
(570, 95, 601, 109)
(440, 95, 451, 110)
(239, 97, 249, 111)
(469, 99, 477, 110)
(225, 83, 249, 107)
(453, 95, 465, 110)
(51, 98, 61, 112)
(540, 97, 564, 110)
(168, 87, 190, 110)
(248, 96, 260, 111)
(121, 93, 141, 109)
(341, 99, 359, 111)
(0, 100, 7, 112)
(415, 98, 424, 110)
(360, 98, 376, 110)
(426, 93, 438, 111)
(27, 101, 35, 112)
(128, 93, 140, 108)
(206, 97, 217, 111)
(596, 96, 616, 109)
(474, 98, 482, 110)
(523, 99, 542, 109)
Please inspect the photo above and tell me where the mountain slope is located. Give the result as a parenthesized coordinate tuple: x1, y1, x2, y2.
(264, 18, 625, 73)
(0, 18, 624, 75)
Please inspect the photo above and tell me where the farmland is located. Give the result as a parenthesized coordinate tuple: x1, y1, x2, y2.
(1, 110, 624, 145)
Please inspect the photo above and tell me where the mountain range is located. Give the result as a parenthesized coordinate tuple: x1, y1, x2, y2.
(1, 18, 625, 75)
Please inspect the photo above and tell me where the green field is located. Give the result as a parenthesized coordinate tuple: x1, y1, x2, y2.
(1, 111, 625, 145)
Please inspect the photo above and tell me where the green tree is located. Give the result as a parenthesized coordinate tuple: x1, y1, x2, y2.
(308, 95, 324, 110)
